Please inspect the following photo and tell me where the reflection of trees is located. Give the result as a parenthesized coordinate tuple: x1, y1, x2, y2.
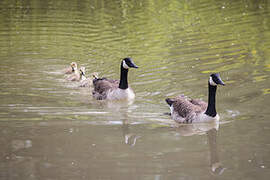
(0, 0, 269, 86)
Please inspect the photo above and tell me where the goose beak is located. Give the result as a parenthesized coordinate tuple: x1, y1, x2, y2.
(217, 77, 225, 86)
(132, 64, 138, 68)
(130, 62, 138, 68)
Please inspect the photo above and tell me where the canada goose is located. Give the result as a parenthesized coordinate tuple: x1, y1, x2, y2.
(64, 62, 77, 74)
(165, 73, 225, 123)
(92, 57, 138, 100)
(67, 67, 86, 81)
(79, 72, 99, 87)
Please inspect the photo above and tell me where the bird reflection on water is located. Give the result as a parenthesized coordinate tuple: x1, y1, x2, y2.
(122, 119, 141, 146)
(172, 122, 226, 175)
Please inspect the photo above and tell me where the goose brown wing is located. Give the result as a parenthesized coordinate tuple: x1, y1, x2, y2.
(92, 78, 119, 99)
(189, 99, 207, 111)
(172, 96, 203, 118)
(105, 78, 120, 85)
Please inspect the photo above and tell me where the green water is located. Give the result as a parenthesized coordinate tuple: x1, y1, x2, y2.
(0, 0, 270, 179)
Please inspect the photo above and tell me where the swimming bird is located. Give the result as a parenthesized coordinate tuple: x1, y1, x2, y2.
(67, 67, 86, 81)
(64, 62, 77, 74)
(92, 57, 138, 100)
(165, 73, 225, 123)
(79, 72, 99, 88)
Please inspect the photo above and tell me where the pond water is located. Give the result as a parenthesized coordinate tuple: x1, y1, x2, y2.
(0, 0, 270, 179)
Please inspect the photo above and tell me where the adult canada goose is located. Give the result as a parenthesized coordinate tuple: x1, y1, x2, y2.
(165, 73, 225, 123)
(64, 62, 77, 74)
(67, 67, 86, 81)
(92, 57, 138, 100)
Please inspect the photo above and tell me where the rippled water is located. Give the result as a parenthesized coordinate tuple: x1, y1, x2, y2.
(0, 0, 270, 179)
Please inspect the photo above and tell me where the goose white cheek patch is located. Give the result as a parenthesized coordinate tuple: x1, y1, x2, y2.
(209, 76, 217, 86)
(122, 60, 129, 69)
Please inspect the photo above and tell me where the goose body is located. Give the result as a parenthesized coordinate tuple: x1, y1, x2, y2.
(166, 73, 225, 123)
(93, 78, 135, 100)
(64, 62, 77, 74)
(92, 58, 138, 100)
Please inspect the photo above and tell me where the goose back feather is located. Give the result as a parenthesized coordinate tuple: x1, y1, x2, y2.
(166, 96, 207, 123)
(92, 78, 119, 100)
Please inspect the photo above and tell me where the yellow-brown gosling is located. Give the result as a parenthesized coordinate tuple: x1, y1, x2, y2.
(67, 67, 86, 81)
(80, 72, 99, 87)
(64, 62, 77, 74)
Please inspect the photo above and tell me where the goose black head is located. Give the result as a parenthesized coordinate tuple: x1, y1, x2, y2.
(122, 58, 138, 69)
(209, 73, 225, 86)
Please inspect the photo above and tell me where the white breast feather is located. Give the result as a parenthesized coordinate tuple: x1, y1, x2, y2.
(107, 88, 135, 100)
(193, 112, 220, 123)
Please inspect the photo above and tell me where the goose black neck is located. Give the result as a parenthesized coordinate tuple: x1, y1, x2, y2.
(205, 83, 217, 117)
(119, 65, 129, 89)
